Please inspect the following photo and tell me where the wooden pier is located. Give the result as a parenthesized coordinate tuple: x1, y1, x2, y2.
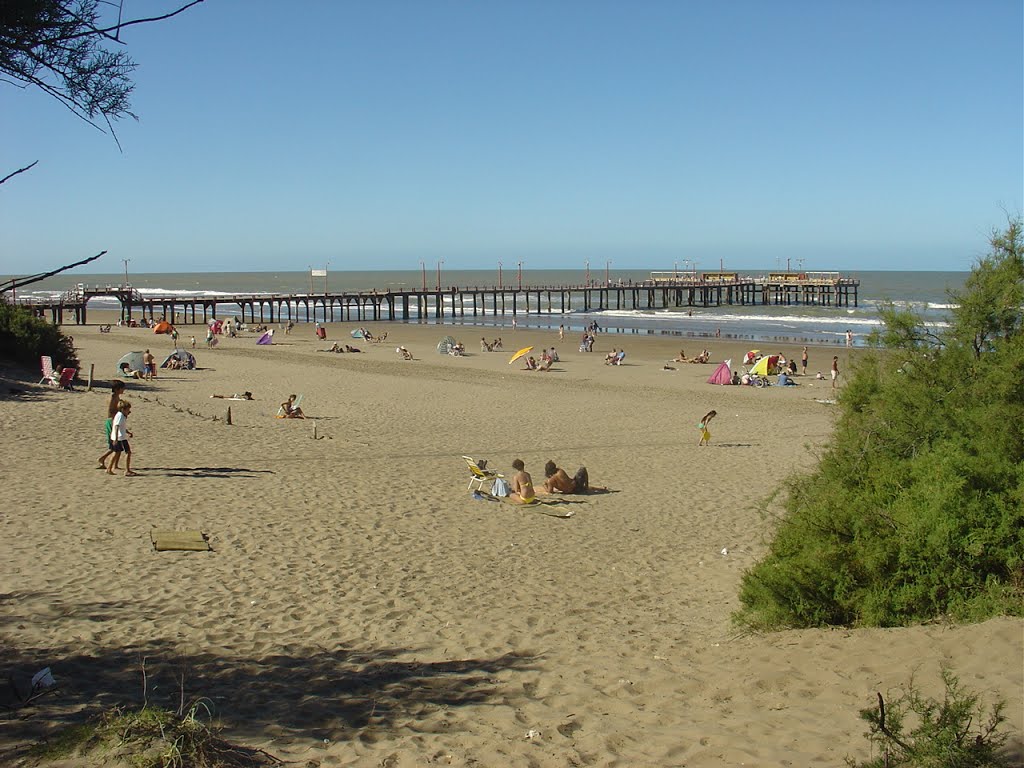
(20, 273, 860, 326)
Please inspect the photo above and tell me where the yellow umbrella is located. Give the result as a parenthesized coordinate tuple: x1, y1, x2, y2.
(508, 346, 534, 364)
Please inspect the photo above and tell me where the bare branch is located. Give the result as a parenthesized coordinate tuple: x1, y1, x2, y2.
(875, 692, 912, 752)
(0, 160, 40, 186)
(41, 1, 206, 46)
(0, 250, 107, 294)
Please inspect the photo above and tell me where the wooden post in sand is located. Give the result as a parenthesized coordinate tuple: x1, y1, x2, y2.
(226, 406, 232, 425)
(87, 363, 94, 391)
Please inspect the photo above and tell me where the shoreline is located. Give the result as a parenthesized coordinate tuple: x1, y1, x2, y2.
(71, 308, 869, 351)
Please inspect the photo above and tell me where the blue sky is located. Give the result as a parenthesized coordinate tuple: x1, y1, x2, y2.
(2, 0, 1021, 274)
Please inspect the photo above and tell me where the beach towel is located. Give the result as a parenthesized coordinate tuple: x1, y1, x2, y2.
(500, 496, 575, 518)
(150, 529, 211, 552)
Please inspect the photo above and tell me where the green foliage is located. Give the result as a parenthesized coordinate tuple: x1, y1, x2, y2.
(0, 298, 78, 369)
(737, 219, 1024, 629)
(847, 669, 1011, 768)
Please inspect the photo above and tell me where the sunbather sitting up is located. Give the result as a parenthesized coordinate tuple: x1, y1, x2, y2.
(509, 459, 536, 504)
(280, 394, 305, 418)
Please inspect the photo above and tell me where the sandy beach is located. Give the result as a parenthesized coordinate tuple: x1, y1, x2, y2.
(1, 317, 1020, 767)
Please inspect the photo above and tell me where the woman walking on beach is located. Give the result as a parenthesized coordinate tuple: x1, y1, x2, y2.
(97, 381, 126, 470)
(698, 410, 717, 446)
(831, 355, 839, 389)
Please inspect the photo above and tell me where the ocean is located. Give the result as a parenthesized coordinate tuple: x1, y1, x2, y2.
(6, 269, 967, 348)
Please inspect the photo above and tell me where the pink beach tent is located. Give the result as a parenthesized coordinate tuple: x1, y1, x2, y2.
(707, 359, 733, 385)
(256, 330, 274, 345)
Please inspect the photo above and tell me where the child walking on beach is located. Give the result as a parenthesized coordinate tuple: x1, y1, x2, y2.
(97, 381, 126, 470)
(698, 410, 717, 446)
(108, 401, 137, 476)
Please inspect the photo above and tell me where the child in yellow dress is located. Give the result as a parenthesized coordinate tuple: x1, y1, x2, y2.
(698, 410, 717, 446)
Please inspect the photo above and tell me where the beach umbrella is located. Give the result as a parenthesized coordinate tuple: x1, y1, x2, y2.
(508, 346, 533, 364)
(750, 354, 780, 376)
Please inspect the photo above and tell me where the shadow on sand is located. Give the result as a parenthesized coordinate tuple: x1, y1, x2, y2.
(0, 630, 538, 761)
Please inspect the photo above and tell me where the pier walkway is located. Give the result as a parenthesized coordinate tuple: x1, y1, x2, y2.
(19, 273, 860, 326)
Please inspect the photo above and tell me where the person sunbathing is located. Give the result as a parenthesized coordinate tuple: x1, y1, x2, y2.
(119, 362, 145, 379)
(540, 461, 603, 494)
(211, 392, 253, 400)
(672, 349, 688, 362)
(280, 394, 305, 418)
(508, 459, 536, 504)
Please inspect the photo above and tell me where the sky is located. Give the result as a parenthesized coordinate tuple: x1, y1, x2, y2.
(2, 0, 1022, 275)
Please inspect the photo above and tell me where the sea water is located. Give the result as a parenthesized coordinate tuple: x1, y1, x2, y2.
(7, 269, 967, 347)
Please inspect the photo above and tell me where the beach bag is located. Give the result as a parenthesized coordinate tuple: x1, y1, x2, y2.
(573, 467, 589, 493)
(491, 477, 509, 497)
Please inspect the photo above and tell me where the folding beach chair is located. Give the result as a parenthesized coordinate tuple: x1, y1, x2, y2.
(56, 368, 76, 390)
(463, 456, 502, 492)
(39, 356, 54, 385)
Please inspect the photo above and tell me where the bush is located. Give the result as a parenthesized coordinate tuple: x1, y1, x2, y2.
(0, 298, 78, 370)
(736, 219, 1024, 629)
(32, 701, 281, 767)
(848, 669, 1011, 768)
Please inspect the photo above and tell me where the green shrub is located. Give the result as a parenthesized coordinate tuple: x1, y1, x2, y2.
(736, 219, 1024, 629)
(0, 298, 78, 370)
(847, 669, 1011, 768)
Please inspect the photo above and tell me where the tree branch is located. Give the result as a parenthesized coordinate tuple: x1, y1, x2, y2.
(40, 0, 206, 45)
(0, 250, 107, 294)
(0, 161, 40, 186)
(875, 691, 912, 751)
